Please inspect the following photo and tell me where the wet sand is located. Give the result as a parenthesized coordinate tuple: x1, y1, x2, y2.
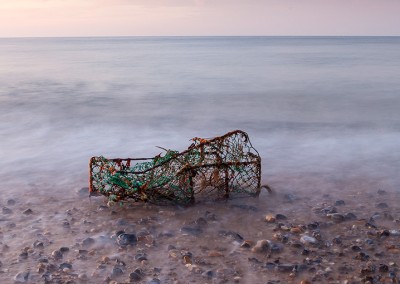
(1, 174, 400, 284)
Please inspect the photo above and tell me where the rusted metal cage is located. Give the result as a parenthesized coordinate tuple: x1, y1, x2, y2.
(89, 130, 261, 205)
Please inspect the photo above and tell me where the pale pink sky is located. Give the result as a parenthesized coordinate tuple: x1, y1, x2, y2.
(1, 0, 399, 37)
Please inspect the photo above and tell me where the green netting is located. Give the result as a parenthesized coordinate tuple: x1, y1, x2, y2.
(89, 130, 261, 205)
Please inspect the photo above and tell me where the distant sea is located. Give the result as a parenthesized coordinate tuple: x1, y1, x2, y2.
(1, 37, 399, 192)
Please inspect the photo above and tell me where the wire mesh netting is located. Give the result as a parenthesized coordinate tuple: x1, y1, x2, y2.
(89, 130, 261, 205)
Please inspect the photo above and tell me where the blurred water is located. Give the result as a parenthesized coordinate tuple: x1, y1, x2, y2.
(1, 36, 400, 192)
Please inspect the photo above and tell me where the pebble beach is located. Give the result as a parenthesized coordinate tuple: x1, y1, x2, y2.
(1, 173, 400, 284)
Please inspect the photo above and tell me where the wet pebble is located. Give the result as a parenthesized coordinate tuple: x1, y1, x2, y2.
(14, 271, 30, 283)
(265, 214, 276, 223)
(327, 213, 345, 222)
(129, 268, 144, 281)
(22, 208, 33, 215)
(117, 233, 137, 247)
(51, 250, 63, 260)
(218, 230, 244, 241)
(148, 279, 161, 284)
(240, 240, 254, 248)
(111, 266, 124, 277)
(7, 199, 16, 205)
(275, 214, 287, 220)
(376, 202, 388, 209)
(300, 235, 317, 245)
(2, 207, 12, 214)
(181, 226, 203, 236)
(60, 246, 69, 253)
(344, 212, 357, 220)
(33, 240, 44, 249)
(251, 240, 270, 253)
(59, 262, 72, 270)
(134, 253, 147, 261)
(82, 237, 95, 246)
(335, 200, 345, 206)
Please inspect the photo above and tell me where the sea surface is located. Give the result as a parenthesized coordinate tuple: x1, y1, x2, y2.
(1, 36, 400, 193)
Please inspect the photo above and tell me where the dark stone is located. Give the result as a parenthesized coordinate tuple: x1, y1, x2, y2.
(321, 206, 337, 214)
(2, 207, 12, 214)
(19, 251, 28, 259)
(355, 252, 370, 261)
(270, 243, 283, 254)
(117, 233, 137, 247)
(148, 279, 161, 284)
(344, 212, 357, 220)
(82, 237, 95, 246)
(181, 226, 203, 236)
(129, 268, 143, 281)
(14, 271, 30, 283)
(351, 245, 362, 252)
(365, 239, 374, 245)
(301, 249, 310, 255)
(275, 214, 287, 220)
(379, 264, 389, 272)
(335, 200, 345, 206)
(376, 202, 389, 209)
(33, 240, 44, 249)
(112, 266, 124, 277)
(329, 213, 345, 222)
(276, 264, 295, 272)
(202, 270, 214, 278)
(60, 247, 69, 253)
(51, 250, 63, 259)
(59, 263, 72, 270)
(7, 199, 16, 206)
(38, 258, 49, 263)
(115, 218, 129, 226)
(22, 208, 33, 215)
(134, 253, 147, 261)
(307, 222, 319, 230)
(378, 230, 390, 237)
(195, 217, 208, 226)
(218, 230, 244, 241)
(332, 236, 342, 245)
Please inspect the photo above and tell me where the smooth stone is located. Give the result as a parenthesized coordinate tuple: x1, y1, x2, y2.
(33, 240, 44, 249)
(2, 207, 12, 214)
(60, 247, 70, 253)
(129, 268, 143, 281)
(7, 199, 16, 205)
(111, 266, 124, 277)
(202, 270, 214, 278)
(82, 237, 95, 246)
(344, 212, 357, 220)
(134, 253, 147, 261)
(251, 240, 270, 253)
(78, 273, 88, 280)
(218, 230, 244, 241)
(335, 200, 345, 206)
(14, 271, 30, 283)
(148, 279, 161, 284)
(300, 235, 317, 245)
(376, 202, 389, 209)
(51, 250, 63, 259)
(181, 226, 203, 236)
(265, 214, 276, 223)
(275, 214, 287, 220)
(328, 213, 345, 222)
(117, 233, 137, 246)
(22, 209, 33, 215)
(59, 263, 72, 270)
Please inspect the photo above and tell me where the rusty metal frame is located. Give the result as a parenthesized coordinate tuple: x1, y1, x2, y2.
(89, 130, 261, 205)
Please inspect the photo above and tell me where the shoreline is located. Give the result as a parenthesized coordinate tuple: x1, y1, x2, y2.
(1, 174, 400, 283)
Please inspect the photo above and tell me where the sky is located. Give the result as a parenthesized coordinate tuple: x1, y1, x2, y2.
(0, 0, 400, 37)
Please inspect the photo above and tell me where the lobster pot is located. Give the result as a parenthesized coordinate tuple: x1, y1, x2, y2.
(89, 130, 261, 205)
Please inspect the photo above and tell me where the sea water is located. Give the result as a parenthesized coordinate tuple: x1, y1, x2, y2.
(1, 36, 400, 192)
